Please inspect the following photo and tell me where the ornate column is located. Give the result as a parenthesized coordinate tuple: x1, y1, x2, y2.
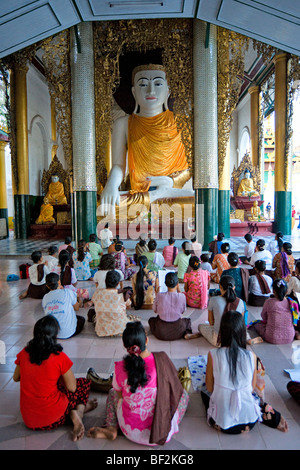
(0, 140, 8, 237)
(14, 63, 30, 239)
(50, 96, 58, 159)
(218, 140, 231, 237)
(193, 20, 218, 249)
(70, 22, 97, 242)
(273, 52, 291, 234)
(248, 84, 260, 168)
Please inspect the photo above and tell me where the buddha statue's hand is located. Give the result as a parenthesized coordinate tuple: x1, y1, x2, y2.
(99, 184, 120, 216)
(146, 175, 173, 188)
(99, 165, 124, 217)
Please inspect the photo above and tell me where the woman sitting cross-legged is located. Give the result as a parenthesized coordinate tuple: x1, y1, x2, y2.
(131, 255, 159, 310)
(210, 242, 230, 284)
(220, 252, 249, 302)
(201, 310, 288, 434)
(148, 272, 200, 341)
(184, 255, 210, 309)
(248, 260, 273, 307)
(13, 316, 97, 441)
(87, 321, 189, 446)
(248, 278, 299, 344)
(198, 275, 247, 347)
(272, 242, 295, 283)
(87, 270, 132, 337)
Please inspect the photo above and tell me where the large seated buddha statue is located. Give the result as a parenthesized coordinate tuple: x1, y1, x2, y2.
(97, 63, 194, 220)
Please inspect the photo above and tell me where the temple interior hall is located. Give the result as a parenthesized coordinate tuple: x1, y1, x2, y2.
(0, 0, 300, 452)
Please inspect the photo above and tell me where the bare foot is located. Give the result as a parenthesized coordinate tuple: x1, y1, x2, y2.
(247, 337, 263, 345)
(241, 425, 250, 433)
(184, 333, 201, 340)
(84, 399, 98, 413)
(87, 426, 118, 440)
(277, 416, 288, 432)
(70, 410, 85, 441)
(19, 291, 27, 300)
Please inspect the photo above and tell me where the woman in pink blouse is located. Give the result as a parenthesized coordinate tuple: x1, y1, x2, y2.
(162, 237, 178, 267)
(249, 278, 298, 344)
(87, 321, 189, 446)
(148, 272, 200, 340)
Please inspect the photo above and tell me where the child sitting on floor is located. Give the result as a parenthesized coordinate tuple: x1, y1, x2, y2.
(42, 273, 85, 339)
(86, 233, 103, 270)
(200, 253, 213, 273)
(19, 250, 50, 300)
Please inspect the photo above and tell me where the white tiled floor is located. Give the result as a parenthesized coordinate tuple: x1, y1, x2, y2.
(0, 234, 300, 451)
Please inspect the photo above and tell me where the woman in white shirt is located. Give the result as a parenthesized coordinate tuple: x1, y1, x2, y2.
(287, 260, 300, 299)
(93, 254, 124, 289)
(249, 239, 273, 271)
(202, 310, 288, 434)
(248, 260, 273, 306)
(99, 223, 113, 251)
(267, 232, 284, 258)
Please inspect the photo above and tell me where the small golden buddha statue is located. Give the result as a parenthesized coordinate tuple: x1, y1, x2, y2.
(248, 200, 265, 221)
(237, 169, 259, 197)
(35, 175, 67, 224)
(35, 203, 56, 225)
(44, 175, 67, 205)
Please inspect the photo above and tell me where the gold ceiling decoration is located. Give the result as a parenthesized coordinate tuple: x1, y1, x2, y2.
(93, 19, 194, 187)
(217, 27, 249, 180)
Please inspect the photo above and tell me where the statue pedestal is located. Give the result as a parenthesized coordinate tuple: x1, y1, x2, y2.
(29, 204, 72, 240)
(230, 196, 263, 212)
(230, 220, 275, 237)
(29, 223, 72, 240)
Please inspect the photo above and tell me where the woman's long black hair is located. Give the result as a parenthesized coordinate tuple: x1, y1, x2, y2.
(25, 316, 62, 365)
(122, 322, 148, 393)
(217, 310, 249, 385)
(134, 255, 148, 310)
(58, 249, 71, 285)
(77, 239, 86, 262)
(276, 232, 284, 252)
(219, 275, 237, 303)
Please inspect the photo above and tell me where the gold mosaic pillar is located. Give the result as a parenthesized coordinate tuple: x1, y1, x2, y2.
(193, 20, 218, 249)
(14, 63, 30, 239)
(0, 140, 8, 237)
(248, 84, 260, 169)
(70, 22, 97, 242)
(273, 52, 291, 234)
(50, 96, 58, 160)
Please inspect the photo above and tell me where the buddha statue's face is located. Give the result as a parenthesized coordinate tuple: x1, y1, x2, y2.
(132, 69, 169, 115)
(244, 171, 250, 179)
(51, 175, 59, 183)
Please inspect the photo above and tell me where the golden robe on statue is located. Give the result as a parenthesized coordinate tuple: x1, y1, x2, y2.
(36, 178, 67, 224)
(115, 110, 191, 220)
(44, 181, 67, 205)
(127, 110, 190, 194)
